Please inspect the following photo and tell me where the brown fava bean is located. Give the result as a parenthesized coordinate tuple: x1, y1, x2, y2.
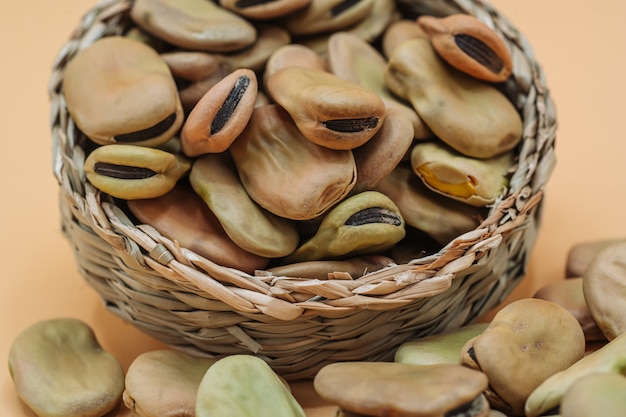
(327, 31, 432, 141)
(351, 106, 415, 193)
(190, 152, 299, 258)
(565, 238, 626, 278)
(418, 14, 513, 83)
(460, 298, 585, 415)
(8, 318, 124, 417)
(266, 255, 393, 280)
(63, 36, 183, 147)
(127, 183, 268, 273)
(533, 278, 606, 342)
(314, 362, 489, 417)
(181, 68, 258, 156)
(263, 44, 327, 89)
(281, 0, 375, 37)
(220, 0, 310, 20)
(582, 241, 626, 340)
(123, 350, 216, 417)
(84, 144, 191, 200)
(385, 37, 522, 159)
(410, 141, 513, 207)
(266, 67, 386, 150)
(221, 24, 291, 72)
(374, 165, 485, 245)
(382, 19, 428, 59)
(283, 191, 406, 263)
(131, 0, 256, 52)
(230, 104, 357, 220)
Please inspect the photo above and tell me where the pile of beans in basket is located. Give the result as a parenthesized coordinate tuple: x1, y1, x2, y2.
(60, 0, 524, 275)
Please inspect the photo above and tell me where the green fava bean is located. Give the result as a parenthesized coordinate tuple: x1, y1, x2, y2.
(196, 355, 306, 417)
(8, 318, 124, 417)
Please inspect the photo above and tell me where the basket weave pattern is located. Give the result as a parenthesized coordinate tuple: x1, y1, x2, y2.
(49, 0, 557, 380)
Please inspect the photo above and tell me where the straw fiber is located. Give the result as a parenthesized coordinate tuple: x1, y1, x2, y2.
(49, 0, 557, 380)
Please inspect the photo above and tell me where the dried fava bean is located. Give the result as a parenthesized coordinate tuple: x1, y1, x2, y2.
(283, 191, 405, 263)
(533, 278, 606, 342)
(221, 24, 291, 72)
(220, 0, 310, 20)
(582, 241, 626, 340)
(525, 332, 626, 417)
(559, 373, 626, 417)
(190, 152, 299, 258)
(410, 141, 513, 207)
(181, 68, 258, 156)
(327, 31, 433, 141)
(281, 0, 374, 37)
(266, 255, 393, 280)
(314, 362, 490, 417)
(417, 14, 513, 83)
(196, 355, 306, 417)
(382, 19, 428, 59)
(385, 37, 522, 159)
(566, 237, 626, 277)
(395, 323, 488, 366)
(162, 51, 235, 113)
(130, 0, 256, 52)
(123, 350, 216, 417)
(263, 44, 327, 89)
(266, 67, 386, 150)
(230, 104, 357, 220)
(460, 298, 585, 415)
(127, 183, 268, 273)
(62, 36, 183, 147)
(351, 106, 415, 193)
(84, 144, 191, 200)
(8, 318, 124, 417)
(374, 165, 485, 244)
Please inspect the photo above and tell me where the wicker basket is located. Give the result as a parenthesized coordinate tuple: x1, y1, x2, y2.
(49, 0, 557, 380)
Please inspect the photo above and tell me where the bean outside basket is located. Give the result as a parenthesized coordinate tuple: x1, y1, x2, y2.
(49, 0, 557, 380)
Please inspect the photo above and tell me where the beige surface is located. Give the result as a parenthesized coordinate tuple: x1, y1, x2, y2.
(2, 1, 625, 416)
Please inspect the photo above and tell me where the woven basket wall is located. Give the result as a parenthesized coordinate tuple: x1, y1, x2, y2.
(49, 0, 557, 380)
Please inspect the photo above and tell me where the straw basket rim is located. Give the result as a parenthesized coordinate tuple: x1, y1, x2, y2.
(49, 0, 557, 379)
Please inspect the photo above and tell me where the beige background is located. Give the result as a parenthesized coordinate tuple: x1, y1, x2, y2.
(2, 1, 625, 415)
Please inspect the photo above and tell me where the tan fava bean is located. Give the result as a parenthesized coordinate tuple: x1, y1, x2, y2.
(123, 350, 216, 417)
(283, 191, 406, 263)
(582, 241, 626, 340)
(127, 183, 269, 273)
(314, 362, 490, 417)
(374, 165, 485, 245)
(221, 24, 291, 72)
(417, 14, 513, 83)
(181, 68, 258, 157)
(84, 144, 191, 200)
(263, 44, 327, 89)
(266, 67, 386, 150)
(385, 37, 522, 159)
(381, 19, 429, 59)
(196, 355, 306, 417)
(8, 318, 124, 417)
(280, 0, 374, 37)
(62, 36, 183, 147)
(566, 238, 626, 278)
(559, 373, 626, 417)
(410, 141, 513, 207)
(220, 0, 310, 20)
(460, 298, 585, 416)
(230, 104, 357, 220)
(326, 31, 433, 141)
(533, 278, 606, 342)
(525, 331, 626, 417)
(190, 152, 299, 258)
(267, 255, 393, 280)
(130, 0, 256, 52)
